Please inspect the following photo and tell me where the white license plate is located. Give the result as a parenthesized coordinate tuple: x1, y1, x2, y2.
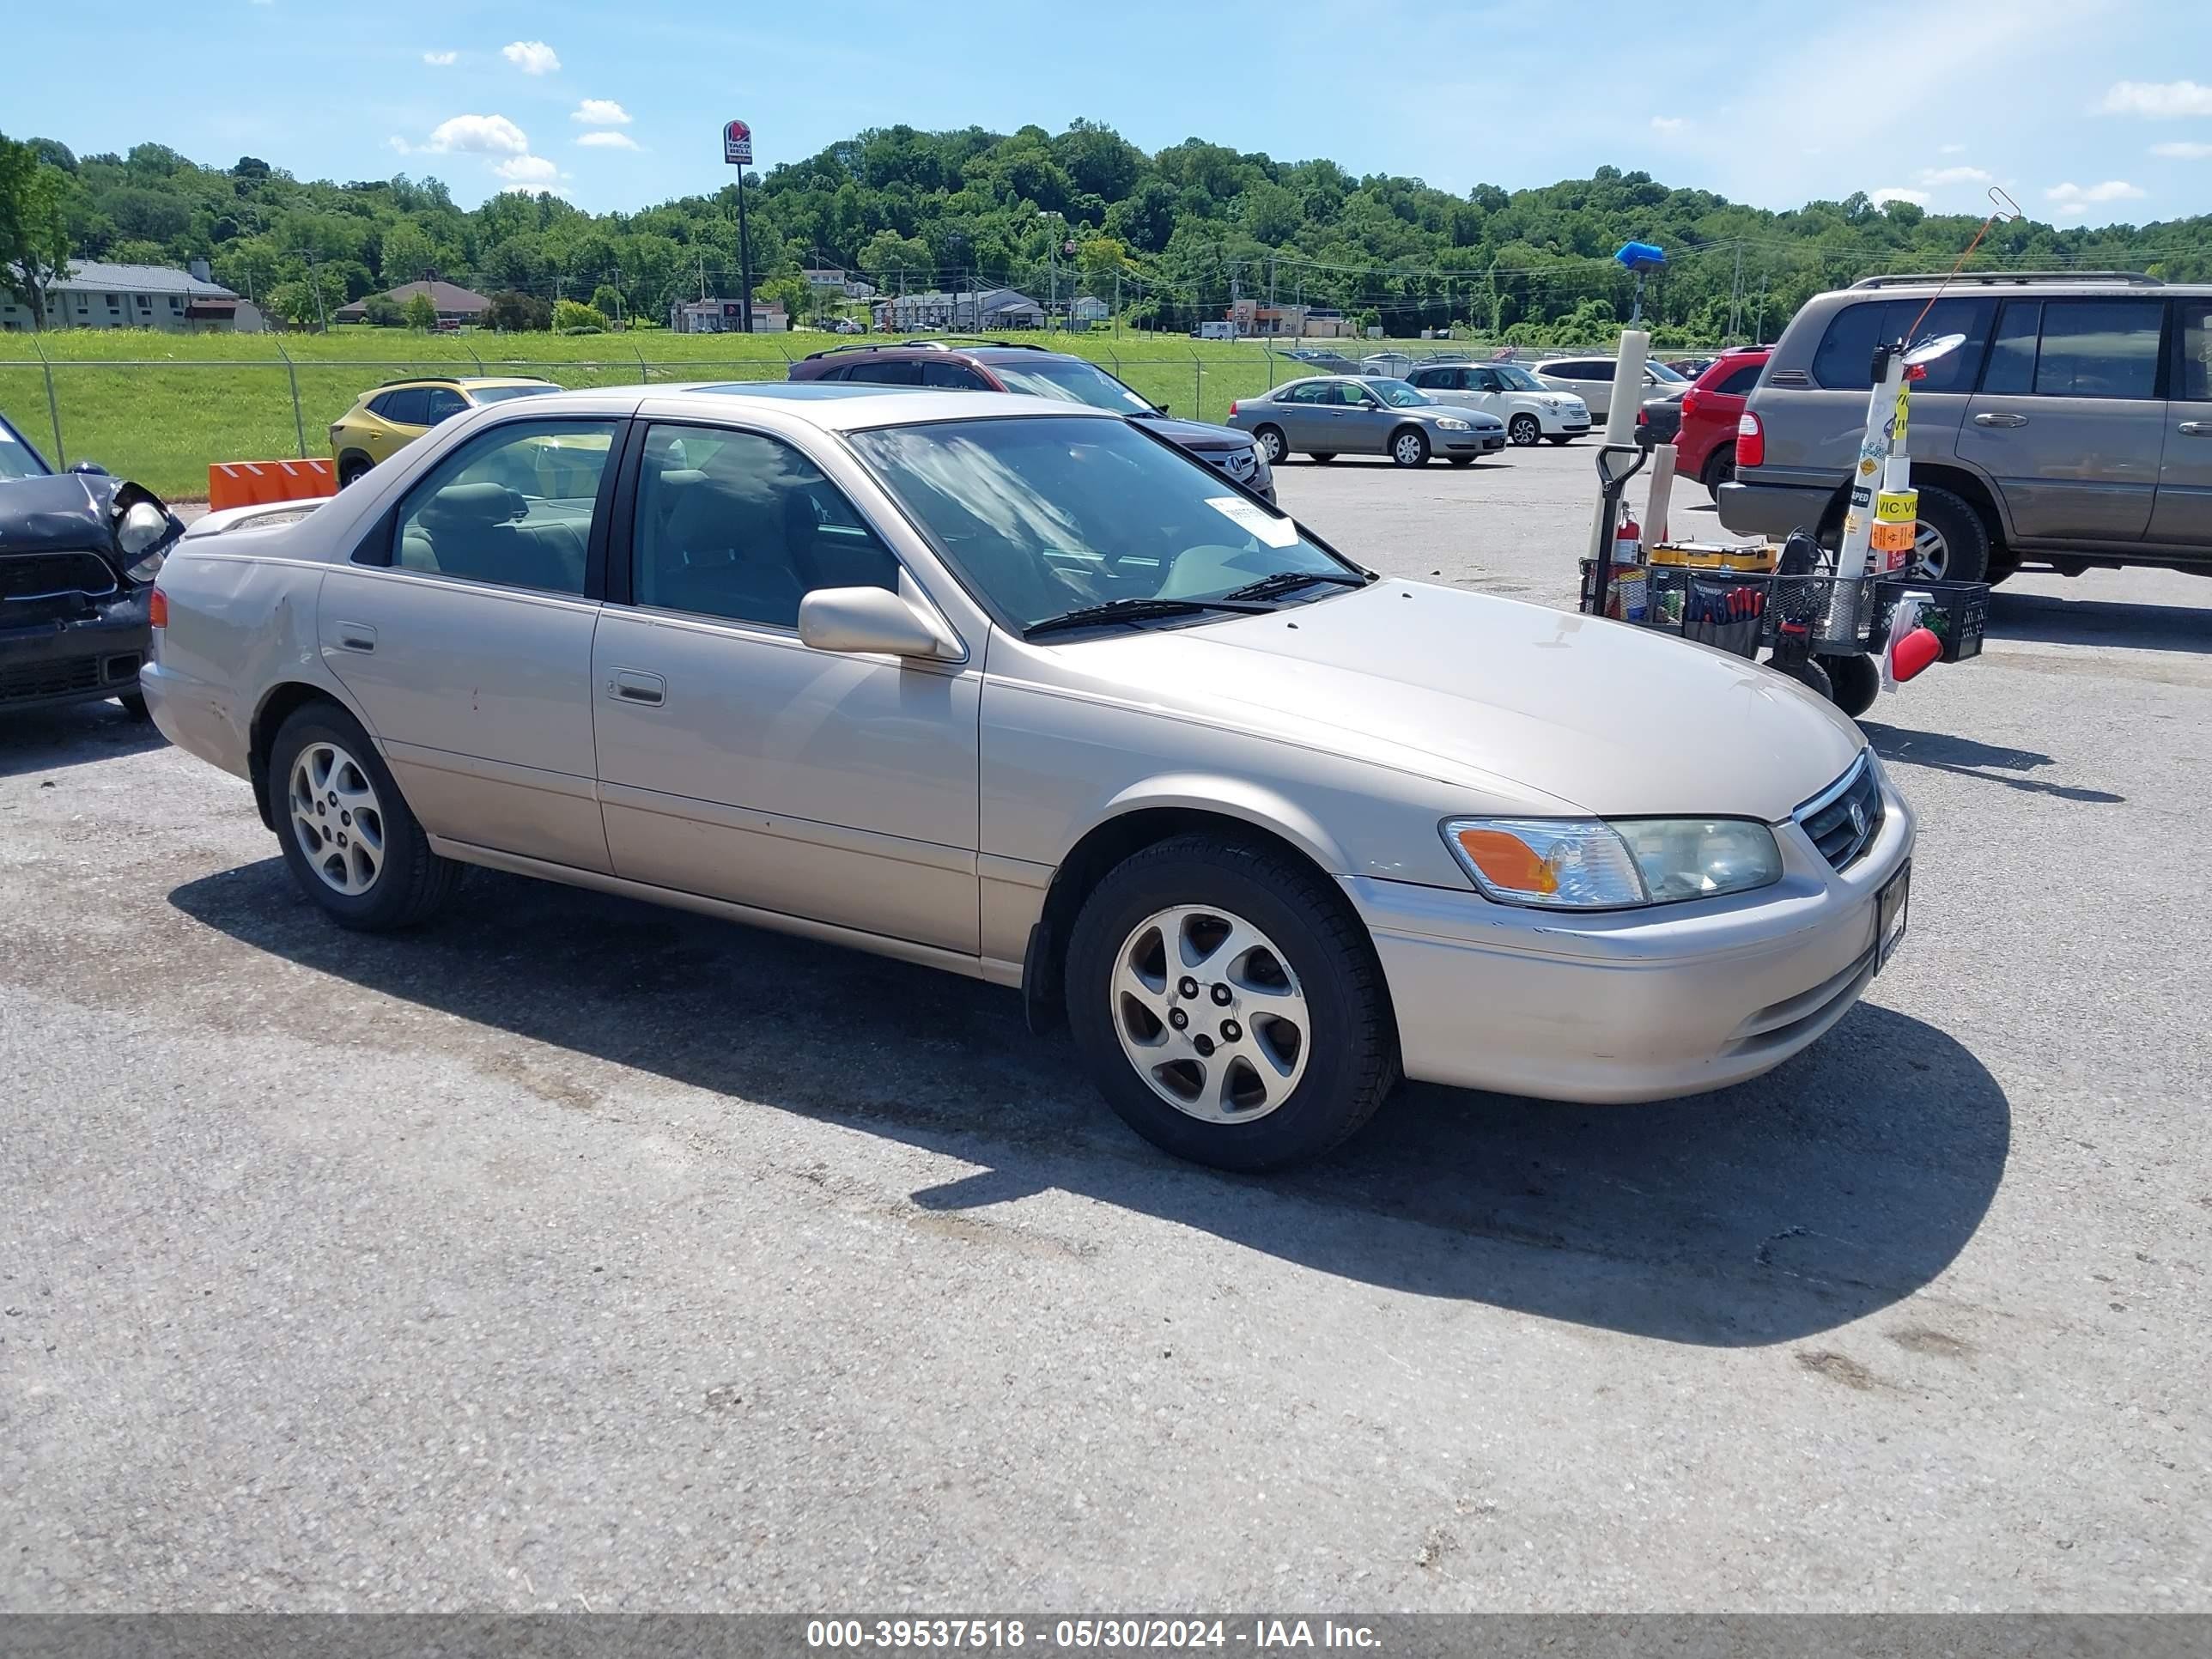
(1875, 860, 1911, 971)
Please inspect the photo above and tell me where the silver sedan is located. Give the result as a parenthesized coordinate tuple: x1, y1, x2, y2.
(146, 385, 1912, 1170)
(1227, 376, 1508, 467)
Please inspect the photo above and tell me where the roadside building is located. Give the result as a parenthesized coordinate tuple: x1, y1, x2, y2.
(802, 267, 878, 301)
(1, 259, 255, 333)
(332, 279, 493, 327)
(873, 287, 1043, 331)
(670, 299, 790, 333)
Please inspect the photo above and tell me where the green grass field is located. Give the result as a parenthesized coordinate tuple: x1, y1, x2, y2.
(0, 327, 1412, 499)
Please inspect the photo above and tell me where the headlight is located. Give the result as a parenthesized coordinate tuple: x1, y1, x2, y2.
(117, 501, 173, 580)
(1441, 817, 1781, 909)
(1434, 416, 1472, 431)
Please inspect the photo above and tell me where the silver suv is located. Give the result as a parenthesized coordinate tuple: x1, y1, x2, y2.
(1718, 272, 2212, 584)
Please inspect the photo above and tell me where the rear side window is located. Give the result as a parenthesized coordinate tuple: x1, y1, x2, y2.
(387, 420, 617, 594)
(1279, 382, 1327, 404)
(1715, 363, 1762, 396)
(2029, 300, 2164, 399)
(846, 361, 922, 386)
(1571, 362, 1613, 382)
(1982, 301, 2042, 396)
(377, 387, 430, 425)
(1811, 297, 1992, 393)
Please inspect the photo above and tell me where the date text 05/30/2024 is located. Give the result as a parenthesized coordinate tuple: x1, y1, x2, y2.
(805, 1620, 1382, 1650)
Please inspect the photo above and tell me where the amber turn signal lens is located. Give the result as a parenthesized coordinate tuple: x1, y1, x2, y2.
(1452, 827, 1558, 896)
(149, 586, 168, 628)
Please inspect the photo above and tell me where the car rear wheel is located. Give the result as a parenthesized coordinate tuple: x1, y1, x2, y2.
(337, 453, 374, 488)
(1065, 836, 1397, 1170)
(1390, 428, 1431, 467)
(1251, 425, 1288, 465)
(1309, 452, 1336, 463)
(1903, 485, 1990, 585)
(1700, 445, 1736, 496)
(1546, 434, 1575, 446)
(269, 702, 461, 931)
(1448, 456, 1477, 467)
(116, 691, 151, 721)
(1507, 414, 1541, 447)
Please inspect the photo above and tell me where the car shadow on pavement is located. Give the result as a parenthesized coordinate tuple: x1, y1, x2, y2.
(170, 859, 2009, 1350)
(1987, 591, 2211, 655)
(1863, 721, 2125, 805)
(0, 702, 167, 779)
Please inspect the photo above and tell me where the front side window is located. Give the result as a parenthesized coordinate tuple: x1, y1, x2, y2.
(851, 416, 1354, 632)
(1492, 364, 1544, 392)
(631, 424, 897, 629)
(423, 387, 470, 423)
(1364, 380, 1429, 408)
(470, 383, 562, 404)
(387, 419, 616, 594)
(2029, 300, 2164, 399)
(922, 362, 989, 390)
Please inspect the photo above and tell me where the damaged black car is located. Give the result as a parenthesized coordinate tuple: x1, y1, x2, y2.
(1, 414, 182, 720)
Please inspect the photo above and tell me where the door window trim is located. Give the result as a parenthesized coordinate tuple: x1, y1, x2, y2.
(346, 414, 629, 603)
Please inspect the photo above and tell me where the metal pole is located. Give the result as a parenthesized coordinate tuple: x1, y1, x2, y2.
(276, 340, 307, 457)
(1193, 349, 1202, 422)
(634, 341, 650, 384)
(33, 337, 64, 467)
(735, 169, 754, 334)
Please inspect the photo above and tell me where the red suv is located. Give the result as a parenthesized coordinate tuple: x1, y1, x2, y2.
(1673, 346, 1771, 496)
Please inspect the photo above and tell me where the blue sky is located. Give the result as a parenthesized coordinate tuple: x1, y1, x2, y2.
(14, 0, 2211, 226)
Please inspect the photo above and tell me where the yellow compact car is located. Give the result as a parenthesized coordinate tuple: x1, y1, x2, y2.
(329, 377, 561, 486)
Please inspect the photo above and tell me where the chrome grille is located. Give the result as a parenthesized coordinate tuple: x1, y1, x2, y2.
(1795, 754, 1884, 872)
(0, 551, 118, 603)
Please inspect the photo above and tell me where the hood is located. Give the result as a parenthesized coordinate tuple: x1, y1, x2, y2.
(1133, 412, 1255, 453)
(1038, 580, 1865, 820)
(0, 472, 125, 561)
(1410, 404, 1503, 428)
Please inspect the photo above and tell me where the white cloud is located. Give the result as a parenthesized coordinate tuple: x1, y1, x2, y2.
(2096, 79, 2212, 118)
(1939, 143, 1966, 155)
(576, 131, 641, 150)
(1869, 186, 1930, 208)
(501, 40, 561, 75)
(2152, 141, 2212, 160)
(422, 50, 457, 66)
(1918, 164, 1992, 185)
(570, 99, 632, 126)
(1650, 116, 1689, 134)
(417, 113, 530, 155)
(2045, 179, 2148, 213)
(494, 154, 561, 185)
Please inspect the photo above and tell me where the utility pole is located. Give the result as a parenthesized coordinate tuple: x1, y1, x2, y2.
(1727, 242, 1744, 343)
(290, 248, 328, 332)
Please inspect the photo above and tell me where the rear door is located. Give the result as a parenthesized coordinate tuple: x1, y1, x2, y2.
(1271, 381, 1329, 447)
(2150, 297, 2212, 551)
(1958, 296, 2166, 544)
(317, 416, 622, 872)
(1558, 360, 1613, 417)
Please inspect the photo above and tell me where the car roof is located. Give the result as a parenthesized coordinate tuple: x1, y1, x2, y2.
(491, 382, 1124, 433)
(367, 375, 557, 392)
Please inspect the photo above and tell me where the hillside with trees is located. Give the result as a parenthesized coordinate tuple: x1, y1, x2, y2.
(4, 124, 2208, 341)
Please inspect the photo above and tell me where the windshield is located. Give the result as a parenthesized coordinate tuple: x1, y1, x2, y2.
(1360, 379, 1431, 408)
(850, 416, 1354, 632)
(1645, 361, 1689, 383)
(1492, 364, 1544, 392)
(986, 357, 1154, 414)
(471, 383, 563, 404)
(0, 420, 52, 481)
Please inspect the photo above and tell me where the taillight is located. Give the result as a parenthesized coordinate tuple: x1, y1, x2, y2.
(1735, 410, 1764, 470)
(1636, 404, 1649, 425)
(149, 586, 167, 628)
(1680, 388, 1699, 418)
(1229, 399, 1239, 416)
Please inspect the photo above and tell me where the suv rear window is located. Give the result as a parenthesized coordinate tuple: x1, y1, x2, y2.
(1810, 297, 1992, 393)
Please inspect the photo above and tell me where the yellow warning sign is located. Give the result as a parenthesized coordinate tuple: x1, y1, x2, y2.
(1875, 489, 1918, 524)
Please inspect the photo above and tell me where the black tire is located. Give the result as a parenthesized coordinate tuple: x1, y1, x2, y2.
(1448, 456, 1477, 467)
(1309, 452, 1336, 464)
(337, 453, 374, 489)
(1700, 444, 1736, 497)
(1065, 835, 1399, 1170)
(1546, 434, 1575, 446)
(1985, 551, 2021, 586)
(1507, 413, 1542, 447)
(1819, 653, 1881, 718)
(1251, 425, 1288, 466)
(116, 691, 152, 721)
(267, 702, 461, 932)
(1389, 426, 1431, 467)
(1905, 483, 1990, 585)
(1769, 655, 1833, 703)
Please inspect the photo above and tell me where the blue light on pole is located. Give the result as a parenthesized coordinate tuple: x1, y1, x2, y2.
(1614, 242, 1666, 323)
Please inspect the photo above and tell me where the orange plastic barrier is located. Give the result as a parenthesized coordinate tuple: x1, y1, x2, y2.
(207, 458, 336, 511)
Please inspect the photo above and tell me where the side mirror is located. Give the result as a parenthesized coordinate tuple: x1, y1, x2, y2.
(1154, 402, 1171, 416)
(1359, 396, 1381, 410)
(70, 459, 110, 476)
(799, 583, 959, 660)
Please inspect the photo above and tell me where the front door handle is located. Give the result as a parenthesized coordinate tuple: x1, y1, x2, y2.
(1972, 412, 2030, 428)
(332, 622, 376, 653)
(607, 669, 665, 708)
(2179, 421, 2211, 436)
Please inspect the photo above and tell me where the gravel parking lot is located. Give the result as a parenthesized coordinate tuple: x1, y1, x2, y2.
(4, 441, 2207, 1612)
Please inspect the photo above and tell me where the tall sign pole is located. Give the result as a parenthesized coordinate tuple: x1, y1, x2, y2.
(723, 119, 755, 333)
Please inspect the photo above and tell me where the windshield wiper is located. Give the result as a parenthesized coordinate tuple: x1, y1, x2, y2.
(1219, 569, 1372, 603)
(1024, 595, 1276, 639)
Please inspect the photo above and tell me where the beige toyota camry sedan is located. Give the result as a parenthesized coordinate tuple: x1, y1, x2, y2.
(145, 384, 1913, 1170)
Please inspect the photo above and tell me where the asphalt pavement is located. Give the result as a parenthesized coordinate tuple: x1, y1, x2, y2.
(3, 443, 2207, 1611)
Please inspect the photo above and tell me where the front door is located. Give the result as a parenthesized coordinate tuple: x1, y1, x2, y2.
(1322, 380, 1389, 452)
(591, 421, 981, 954)
(1957, 296, 2167, 545)
(316, 416, 621, 872)
(2150, 298, 2212, 552)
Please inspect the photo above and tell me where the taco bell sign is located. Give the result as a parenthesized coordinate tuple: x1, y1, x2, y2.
(722, 119, 752, 166)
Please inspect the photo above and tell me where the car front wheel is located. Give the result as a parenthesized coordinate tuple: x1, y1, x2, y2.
(269, 702, 461, 931)
(1390, 428, 1431, 467)
(1507, 414, 1541, 447)
(1065, 836, 1398, 1170)
(1251, 425, 1288, 465)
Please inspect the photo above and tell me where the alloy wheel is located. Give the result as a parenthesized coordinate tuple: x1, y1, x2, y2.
(1256, 428, 1286, 465)
(1911, 522, 1949, 580)
(289, 740, 385, 896)
(1110, 905, 1310, 1123)
(1508, 414, 1540, 447)
(1393, 432, 1426, 465)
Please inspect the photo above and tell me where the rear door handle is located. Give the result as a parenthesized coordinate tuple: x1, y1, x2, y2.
(607, 669, 665, 707)
(333, 622, 376, 653)
(1972, 412, 2029, 428)
(2179, 421, 2211, 436)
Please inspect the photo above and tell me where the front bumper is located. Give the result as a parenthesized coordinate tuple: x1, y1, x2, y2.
(1442, 433, 1508, 455)
(1347, 762, 1914, 1103)
(1717, 471, 1842, 540)
(0, 591, 151, 713)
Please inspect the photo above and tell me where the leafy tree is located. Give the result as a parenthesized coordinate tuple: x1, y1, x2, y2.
(588, 283, 624, 322)
(552, 297, 608, 332)
(402, 291, 439, 330)
(0, 134, 73, 329)
(362, 293, 404, 326)
(486, 289, 550, 331)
